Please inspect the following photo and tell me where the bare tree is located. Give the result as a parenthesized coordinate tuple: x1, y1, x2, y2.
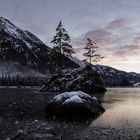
(83, 38, 104, 66)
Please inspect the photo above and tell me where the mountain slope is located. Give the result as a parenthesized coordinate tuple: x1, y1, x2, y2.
(0, 17, 80, 79)
(69, 57, 140, 86)
(0, 16, 52, 69)
(94, 65, 140, 85)
(0, 61, 46, 77)
(1, 17, 139, 87)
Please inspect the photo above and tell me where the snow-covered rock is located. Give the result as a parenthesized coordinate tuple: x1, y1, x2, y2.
(45, 91, 105, 118)
(40, 65, 106, 93)
(133, 82, 140, 87)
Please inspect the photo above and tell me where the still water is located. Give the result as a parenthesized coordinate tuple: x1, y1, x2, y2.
(0, 88, 140, 140)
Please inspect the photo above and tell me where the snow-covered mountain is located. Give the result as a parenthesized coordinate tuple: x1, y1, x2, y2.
(0, 17, 139, 86)
(94, 65, 140, 84)
(0, 17, 79, 80)
(70, 57, 140, 86)
(0, 16, 51, 69)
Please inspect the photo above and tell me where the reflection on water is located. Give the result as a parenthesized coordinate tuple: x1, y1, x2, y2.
(0, 88, 140, 139)
(91, 88, 140, 128)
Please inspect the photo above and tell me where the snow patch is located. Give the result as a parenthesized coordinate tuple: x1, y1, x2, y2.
(53, 91, 96, 104)
(63, 95, 84, 104)
(0, 61, 48, 78)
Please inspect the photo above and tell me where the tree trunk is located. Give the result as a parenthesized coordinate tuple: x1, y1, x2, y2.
(90, 56, 92, 66)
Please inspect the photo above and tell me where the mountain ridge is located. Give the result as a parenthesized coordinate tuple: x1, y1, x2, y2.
(0, 16, 139, 87)
(0, 16, 79, 78)
(0, 16, 52, 69)
(69, 57, 140, 86)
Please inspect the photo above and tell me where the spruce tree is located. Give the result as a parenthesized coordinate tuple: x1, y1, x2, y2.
(51, 21, 75, 69)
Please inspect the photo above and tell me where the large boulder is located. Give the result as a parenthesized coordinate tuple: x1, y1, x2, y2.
(40, 65, 106, 93)
(45, 91, 105, 119)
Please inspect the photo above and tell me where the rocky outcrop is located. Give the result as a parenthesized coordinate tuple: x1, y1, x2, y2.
(40, 65, 106, 93)
(45, 91, 105, 119)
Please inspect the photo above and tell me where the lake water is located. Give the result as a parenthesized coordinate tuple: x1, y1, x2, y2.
(0, 88, 140, 140)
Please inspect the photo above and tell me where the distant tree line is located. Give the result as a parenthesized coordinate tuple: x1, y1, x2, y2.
(0, 74, 47, 86)
(104, 78, 131, 87)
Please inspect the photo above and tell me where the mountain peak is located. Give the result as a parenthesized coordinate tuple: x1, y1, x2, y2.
(0, 16, 50, 68)
(0, 16, 44, 45)
(0, 16, 21, 40)
(0, 16, 8, 21)
(0, 16, 16, 28)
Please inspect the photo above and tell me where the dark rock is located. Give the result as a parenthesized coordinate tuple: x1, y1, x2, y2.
(40, 65, 106, 93)
(45, 91, 105, 119)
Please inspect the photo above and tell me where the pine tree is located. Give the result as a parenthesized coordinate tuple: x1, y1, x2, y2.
(83, 38, 104, 66)
(51, 21, 75, 69)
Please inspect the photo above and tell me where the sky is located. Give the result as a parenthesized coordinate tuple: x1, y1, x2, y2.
(0, 0, 140, 72)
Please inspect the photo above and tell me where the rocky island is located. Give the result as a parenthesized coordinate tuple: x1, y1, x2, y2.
(40, 65, 106, 93)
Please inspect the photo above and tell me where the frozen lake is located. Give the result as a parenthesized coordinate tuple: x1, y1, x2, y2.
(0, 88, 140, 140)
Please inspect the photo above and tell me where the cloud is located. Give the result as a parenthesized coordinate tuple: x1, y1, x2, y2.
(133, 37, 140, 43)
(73, 17, 140, 62)
(105, 18, 129, 30)
(0, 0, 140, 72)
(73, 18, 130, 48)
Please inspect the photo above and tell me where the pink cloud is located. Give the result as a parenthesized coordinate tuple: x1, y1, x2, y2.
(73, 17, 140, 62)
(133, 37, 140, 43)
(106, 18, 128, 30)
(74, 18, 130, 48)
(113, 45, 140, 58)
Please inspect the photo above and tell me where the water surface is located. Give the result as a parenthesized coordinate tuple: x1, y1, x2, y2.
(0, 88, 140, 140)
